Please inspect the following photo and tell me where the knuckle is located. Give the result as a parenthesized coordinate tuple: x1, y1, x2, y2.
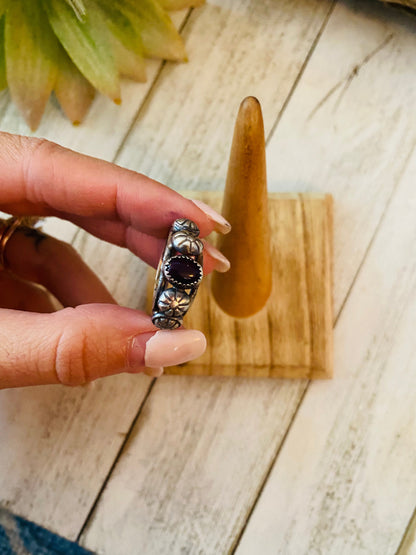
(53, 308, 91, 386)
(53, 306, 117, 387)
(22, 137, 59, 173)
(21, 138, 62, 203)
(25, 136, 58, 158)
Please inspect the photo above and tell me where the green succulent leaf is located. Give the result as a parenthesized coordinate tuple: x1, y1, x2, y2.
(54, 44, 95, 124)
(98, 0, 142, 54)
(5, 0, 58, 130)
(44, 0, 120, 101)
(115, 0, 187, 61)
(0, 0, 200, 129)
(63, 0, 86, 20)
(111, 35, 147, 82)
(98, 0, 146, 81)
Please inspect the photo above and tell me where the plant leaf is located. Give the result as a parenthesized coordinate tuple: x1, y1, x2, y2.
(98, 0, 146, 81)
(116, 0, 187, 61)
(158, 0, 205, 9)
(98, 0, 142, 53)
(44, 0, 120, 101)
(5, 0, 58, 130)
(54, 44, 95, 124)
(63, 0, 86, 20)
(111, 35, 147, 82)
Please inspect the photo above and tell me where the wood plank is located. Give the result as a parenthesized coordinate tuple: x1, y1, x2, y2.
(81, 1, 416, 553)
(147, 191, 333, 379)
(0, 375, 152, 535)
(114, 0, 333, 185)
(81, 376, 308, 554)
(0, 0, 332, 542)
(236, 130, 416, 555)
(265, 0, 416, 316)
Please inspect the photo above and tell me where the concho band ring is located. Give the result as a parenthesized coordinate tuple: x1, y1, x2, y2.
(151, 218, 203, 330)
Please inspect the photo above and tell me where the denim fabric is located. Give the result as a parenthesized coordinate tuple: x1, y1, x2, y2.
(0, 508, 93, 555)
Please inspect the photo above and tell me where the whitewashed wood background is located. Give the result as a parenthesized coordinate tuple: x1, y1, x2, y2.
(0, 0, 416, 553)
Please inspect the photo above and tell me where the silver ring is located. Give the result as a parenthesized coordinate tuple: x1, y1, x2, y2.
(151, 218, 204, 329)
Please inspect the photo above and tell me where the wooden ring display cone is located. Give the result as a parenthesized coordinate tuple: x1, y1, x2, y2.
(147, 97, 334, 379)
(211, 97, 272, 317)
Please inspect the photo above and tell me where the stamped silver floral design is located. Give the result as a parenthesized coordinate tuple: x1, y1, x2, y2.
(152, 313, 182, 330)
(157, 288, 191, 317)
(172, 231, 203, 256)
(173, 218, 199, 236)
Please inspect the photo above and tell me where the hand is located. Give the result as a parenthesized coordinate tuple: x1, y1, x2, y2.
(0, 133, 231, 389)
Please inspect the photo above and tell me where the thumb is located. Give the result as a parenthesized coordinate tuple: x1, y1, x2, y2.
(0, 304, 207, 389)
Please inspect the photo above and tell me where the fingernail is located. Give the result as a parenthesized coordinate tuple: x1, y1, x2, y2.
(144, 329, 206, 368)
(190, 199, 232, 234)
(202, 239, 231, 272)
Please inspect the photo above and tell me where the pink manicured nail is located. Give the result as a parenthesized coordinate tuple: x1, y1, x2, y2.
(190, 199, 232, 234)
(202, 239, 231, 272)
(144, 329, 207, 368)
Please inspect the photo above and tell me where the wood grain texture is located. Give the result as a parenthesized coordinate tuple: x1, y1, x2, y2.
(114, 0, 333, 186)
(265, 0, 416, 317)
(81, 376, 308, 555)
(236, 127, 416, 555)
(0, 375, 153, 537)
(148, 191, 333, 379)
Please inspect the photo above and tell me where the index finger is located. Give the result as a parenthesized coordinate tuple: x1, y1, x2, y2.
(0, 133, 231, 239)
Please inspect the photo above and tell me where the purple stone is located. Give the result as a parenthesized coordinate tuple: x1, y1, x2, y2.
(164, 256, 202, 288)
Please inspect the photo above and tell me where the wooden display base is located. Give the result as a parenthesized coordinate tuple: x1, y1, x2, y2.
(147, 191, 333, 379)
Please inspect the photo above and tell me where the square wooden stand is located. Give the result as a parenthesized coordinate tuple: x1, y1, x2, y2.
(147, 191, 333, 379)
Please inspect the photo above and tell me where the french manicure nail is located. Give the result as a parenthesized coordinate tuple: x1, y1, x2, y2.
(202, 239, 231, 272)
(190, 199, 232, 234)
(144, 329, 207, 368)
